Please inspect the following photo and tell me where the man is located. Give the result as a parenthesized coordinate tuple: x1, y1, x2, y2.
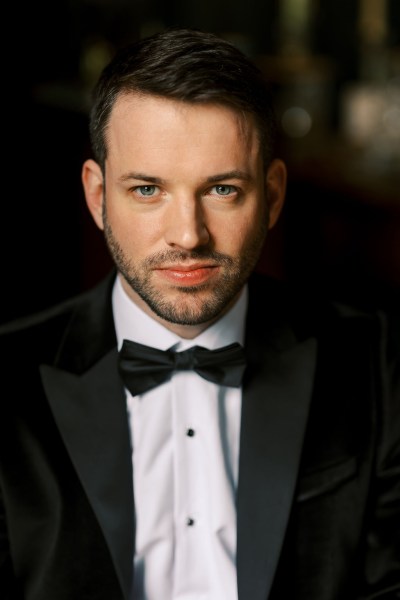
(0, 28, 399, 600)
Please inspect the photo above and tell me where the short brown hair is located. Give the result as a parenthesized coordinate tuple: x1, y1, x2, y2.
(89, 27, 278, 170)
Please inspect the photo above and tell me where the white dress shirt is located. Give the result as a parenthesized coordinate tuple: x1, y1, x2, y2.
(112, 275, 247, 600)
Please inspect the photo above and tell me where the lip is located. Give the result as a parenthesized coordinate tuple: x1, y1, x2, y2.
(155, 263, 219, 285)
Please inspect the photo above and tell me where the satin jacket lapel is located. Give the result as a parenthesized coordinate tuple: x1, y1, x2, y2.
(40, 352, 134, 600)
(39, 272, 134, 600)
(237, 285, 317, 600)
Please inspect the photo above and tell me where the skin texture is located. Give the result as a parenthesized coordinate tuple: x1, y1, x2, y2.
(82, 93, 286, 339)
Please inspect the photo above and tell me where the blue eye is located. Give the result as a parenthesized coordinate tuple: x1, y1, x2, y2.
(136, 185, 157, 196)
(213, 185, 235, 196)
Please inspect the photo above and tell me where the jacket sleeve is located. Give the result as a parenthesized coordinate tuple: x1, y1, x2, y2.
(359, 313, 400, 599)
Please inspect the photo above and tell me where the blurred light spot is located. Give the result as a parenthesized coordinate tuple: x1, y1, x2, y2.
(281, 107, 312, 137)
(80, 38, 115, 89)
(382, 106, 400, 138)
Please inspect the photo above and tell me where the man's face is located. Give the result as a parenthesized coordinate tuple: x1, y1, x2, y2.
(83, 93, 286, 337)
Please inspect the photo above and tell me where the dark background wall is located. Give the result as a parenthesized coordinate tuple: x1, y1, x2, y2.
(2, 0, 399, 324)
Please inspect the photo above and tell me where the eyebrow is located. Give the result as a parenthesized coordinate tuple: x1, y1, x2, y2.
(118, 172, 165, 184)
(206, 170, 252, 183)
(118, 169, 252, 185)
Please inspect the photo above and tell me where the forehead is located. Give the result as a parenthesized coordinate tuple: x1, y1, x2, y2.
(106, 93, 260, 165)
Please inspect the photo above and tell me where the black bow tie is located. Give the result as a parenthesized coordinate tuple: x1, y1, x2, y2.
(118, 339, 247, 397)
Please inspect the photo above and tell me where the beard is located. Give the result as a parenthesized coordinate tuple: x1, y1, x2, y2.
(103, 202, 268, 326)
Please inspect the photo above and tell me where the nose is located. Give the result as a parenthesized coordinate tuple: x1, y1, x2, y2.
(164, 195, 210, 250)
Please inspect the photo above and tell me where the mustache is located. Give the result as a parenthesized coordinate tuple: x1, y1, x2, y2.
(143, 248, 235, 268)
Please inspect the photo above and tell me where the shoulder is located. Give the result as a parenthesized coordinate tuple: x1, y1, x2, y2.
(0, 271, 116, 364)
(246, 272, 380, 343)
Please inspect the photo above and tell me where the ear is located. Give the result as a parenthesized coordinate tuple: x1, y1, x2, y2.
(265, 159, 287, 230)
(82, 159, 105, 231)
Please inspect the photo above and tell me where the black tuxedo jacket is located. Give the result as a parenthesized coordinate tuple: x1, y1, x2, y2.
(0, 271, 399, 600)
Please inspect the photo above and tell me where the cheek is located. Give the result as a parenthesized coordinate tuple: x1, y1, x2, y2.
(107, 206, 164, 256)
(213, 205, 267, 253)
(241, 218, 266, 248)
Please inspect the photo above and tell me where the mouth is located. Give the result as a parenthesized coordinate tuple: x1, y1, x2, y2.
(154, 263, 220, 285)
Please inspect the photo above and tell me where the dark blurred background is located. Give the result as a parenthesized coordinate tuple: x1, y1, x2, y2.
(2, 0, 399, 326)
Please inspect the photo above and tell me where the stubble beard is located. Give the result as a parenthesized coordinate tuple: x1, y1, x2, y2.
(102, 202, 268, 326)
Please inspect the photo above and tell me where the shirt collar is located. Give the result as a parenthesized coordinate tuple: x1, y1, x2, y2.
(112, 274, 248, 351)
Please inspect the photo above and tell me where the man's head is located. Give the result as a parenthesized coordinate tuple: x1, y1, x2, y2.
(82, 28, 286, 338)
